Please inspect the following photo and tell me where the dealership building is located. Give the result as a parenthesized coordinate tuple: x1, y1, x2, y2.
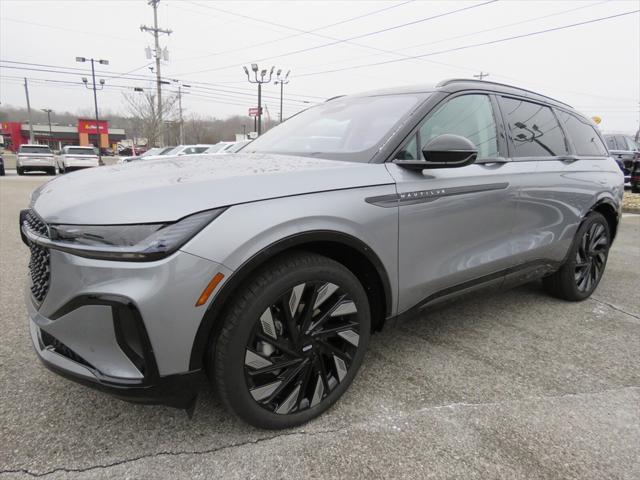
(0, 119, 126, 152)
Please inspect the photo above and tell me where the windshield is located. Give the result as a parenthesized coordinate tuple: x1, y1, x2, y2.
(205, 144, 229, 154)
(66, 147, 95, 155)
(228, 141, 251, 153)
(245, 93, 427, 162)
(141, 148, 162, 157)
(20, 145, 52, 154)
(162, 146, 183, 156)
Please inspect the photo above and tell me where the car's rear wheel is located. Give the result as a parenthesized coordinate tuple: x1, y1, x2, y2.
(543, 212, 610, 301)
(211, 252, 370, 429)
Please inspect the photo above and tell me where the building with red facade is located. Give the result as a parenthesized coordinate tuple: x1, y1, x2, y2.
(0, 119, 126, 152)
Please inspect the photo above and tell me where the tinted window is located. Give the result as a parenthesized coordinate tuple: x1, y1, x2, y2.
(501, 97, 567, 157)
(66, 147, 95, 155)
(417, 94, 498, 158)
(19, 145, 52, 154)
(556, 111, 607, 156)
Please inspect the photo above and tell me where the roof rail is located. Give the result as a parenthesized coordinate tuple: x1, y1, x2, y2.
(435, 78, 572, 108)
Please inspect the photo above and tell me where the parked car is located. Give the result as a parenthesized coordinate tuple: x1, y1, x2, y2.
(603, 134, 639, 187)
(20, 79, 623, 429)
(203, 142, 235, 154)
(631, 158, 640, 193)
(119, 147, 175, 163)
(56, 146, 100, 173)
(144, 144, 216, 159)
(0, 154, 5, 176)
(226, 140, 252, 153)
(16, 144, 55, 175)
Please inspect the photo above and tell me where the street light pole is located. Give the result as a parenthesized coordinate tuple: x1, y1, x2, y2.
(76, 56, 109, 164)
(274, 69, 290, 124)
(41, 109, 53, 148)
(243, 64, 275, 136)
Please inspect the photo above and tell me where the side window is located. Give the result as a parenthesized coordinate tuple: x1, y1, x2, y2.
(556, 111, 608, 156)
(418, 94, 499, 159)
(625, 136, 639, 151)
(394, 134, 419, 160)
(500, 97, 568, 157)
(604, 136, 616, 150)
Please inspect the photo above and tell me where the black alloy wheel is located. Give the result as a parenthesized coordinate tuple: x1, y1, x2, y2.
(213, 252, 370, 429)
(574, 221, 608, 293)
(543, 211, 610, 301)
(245, 280, 361, 415)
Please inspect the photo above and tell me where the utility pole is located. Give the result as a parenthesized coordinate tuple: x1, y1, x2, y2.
(23, 78, 35, 143)
(243, 64, 274, 136)
(76, 56, 108, 164)
(173, 81, 190, 145)
(473, 71, 489, 80)
(141, 0, 172, 147)
(274, 69, 290, 124)
(41, 109, 53, 148)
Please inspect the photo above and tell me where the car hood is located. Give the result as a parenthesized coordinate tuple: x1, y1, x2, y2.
(31, 153, 394, 224)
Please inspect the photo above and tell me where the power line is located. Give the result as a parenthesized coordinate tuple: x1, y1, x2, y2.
(0, 59, 326, 101)
(175, 0, 498, 76)
(290, 0, 607, 76)
(176, 0, 415, 63)
(296, 9, 640, 78)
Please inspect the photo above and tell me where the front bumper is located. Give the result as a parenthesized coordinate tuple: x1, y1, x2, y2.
(28, 304, 205, 407)
(23, 219, 232, 407)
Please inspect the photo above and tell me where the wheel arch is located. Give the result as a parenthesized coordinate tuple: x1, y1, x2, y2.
(588, 197, 619, 241)
(188, 230, 393, 371)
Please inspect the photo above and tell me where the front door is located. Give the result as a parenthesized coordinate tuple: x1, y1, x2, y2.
(385, 93, 526, 313)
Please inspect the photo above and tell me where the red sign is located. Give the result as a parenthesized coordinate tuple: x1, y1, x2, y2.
(77, 119, 109, 134)
(248, 107, 262, 117)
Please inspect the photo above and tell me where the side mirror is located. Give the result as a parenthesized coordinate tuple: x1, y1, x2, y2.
(394, 134, 478, 171)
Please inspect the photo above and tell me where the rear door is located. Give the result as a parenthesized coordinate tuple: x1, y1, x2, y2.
(500, 96, 613, 265)
(385, 92, 524, 313)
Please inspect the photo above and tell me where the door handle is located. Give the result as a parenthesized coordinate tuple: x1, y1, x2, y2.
(476, 157, 509, 165)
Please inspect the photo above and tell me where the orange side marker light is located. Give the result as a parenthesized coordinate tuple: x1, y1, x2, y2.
(195, 272, 225, 307)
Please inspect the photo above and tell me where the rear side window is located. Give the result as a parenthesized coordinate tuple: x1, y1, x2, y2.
(500, 97, 567, 158)
(556, 111, 607, 156)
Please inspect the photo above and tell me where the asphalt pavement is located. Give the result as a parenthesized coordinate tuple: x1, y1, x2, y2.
(1, 174, 639, 479)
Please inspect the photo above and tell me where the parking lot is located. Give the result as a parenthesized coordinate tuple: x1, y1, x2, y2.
(0, 175, 638, 479)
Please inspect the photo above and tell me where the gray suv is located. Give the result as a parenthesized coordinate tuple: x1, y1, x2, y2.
(21, 79, 623, 429)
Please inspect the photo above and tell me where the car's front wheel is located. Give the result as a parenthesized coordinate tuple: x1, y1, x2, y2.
(212, 252, 370, 429)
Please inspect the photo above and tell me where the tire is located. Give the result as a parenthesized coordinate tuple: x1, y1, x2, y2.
(48, 167, 56, 176)
(211, 251, 371, 429)
(543, 212, 611, 301)
(17, 167, 24, 176)
(632, 186, 640, 194)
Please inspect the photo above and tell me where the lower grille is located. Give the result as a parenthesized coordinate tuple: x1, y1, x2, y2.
(23, 210, 51, 304)
(40, 330, 93, 369)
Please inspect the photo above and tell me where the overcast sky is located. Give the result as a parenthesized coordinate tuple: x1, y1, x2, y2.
(1, 0, 639, 133)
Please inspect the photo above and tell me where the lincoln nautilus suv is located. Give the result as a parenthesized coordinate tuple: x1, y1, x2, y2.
(21, 79, 623, 429)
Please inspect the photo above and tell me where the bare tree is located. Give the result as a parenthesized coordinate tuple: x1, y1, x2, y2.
(123, 91, 177, 147)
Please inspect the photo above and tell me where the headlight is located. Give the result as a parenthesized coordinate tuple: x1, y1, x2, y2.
(46, 208, 226, 261)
